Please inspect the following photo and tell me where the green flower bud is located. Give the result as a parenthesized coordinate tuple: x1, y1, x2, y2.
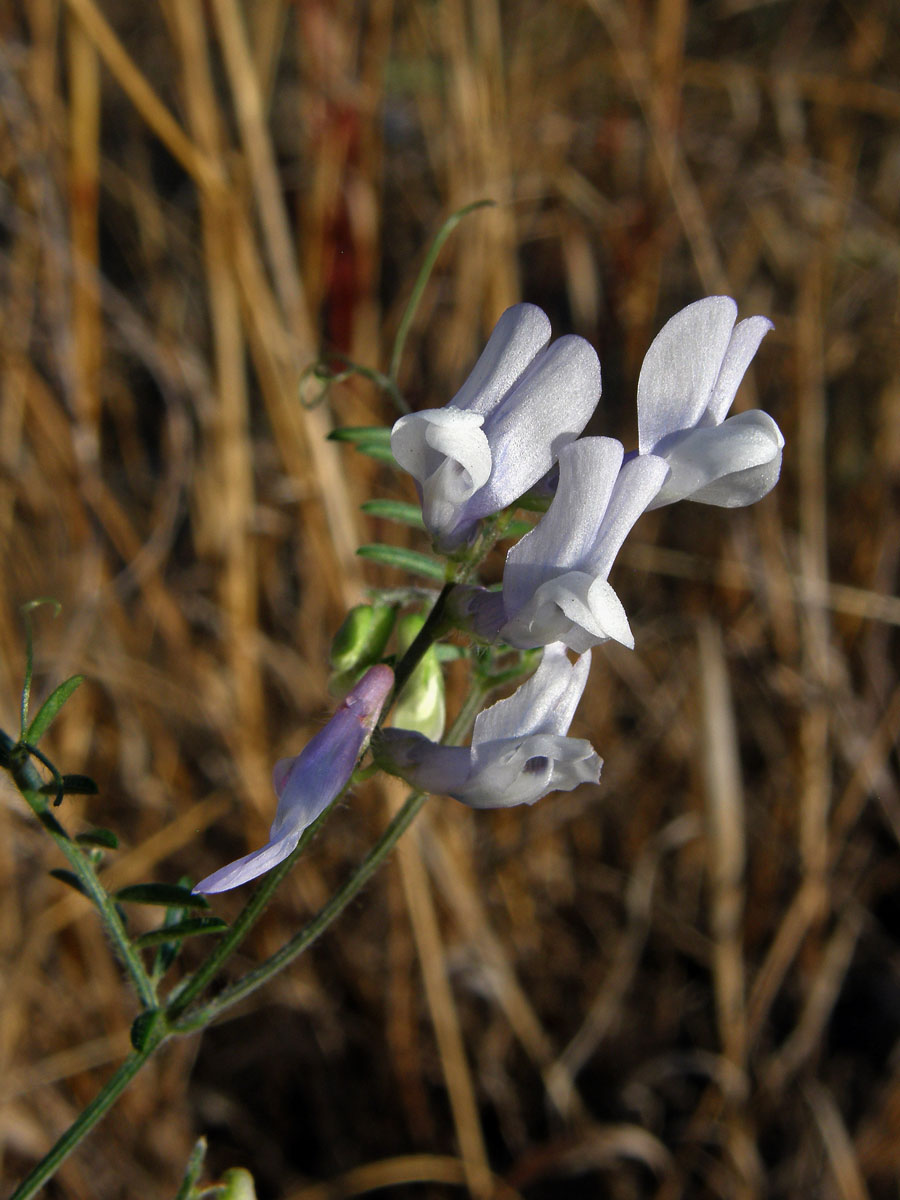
(329, 603, 396, 673)
(218, 1168, 258, 1200)
(392, 613, 446, 741)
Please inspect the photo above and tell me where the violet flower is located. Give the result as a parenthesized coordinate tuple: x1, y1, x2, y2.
(194, 666, 393, 894)
(375, 643, 600, 808)
(390, 303, 601, 550)
(637, 296, 783, 508)
(453, 438, 668, 654)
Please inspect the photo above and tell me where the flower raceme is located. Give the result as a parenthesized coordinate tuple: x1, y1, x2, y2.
(390, 303, 601, 550)
(414, 295, 782, 656)
(375, 643, 601, 808)
(193, 666, 394, 894)
(194, 296, 784, 888)
(636, 295, 783, 508)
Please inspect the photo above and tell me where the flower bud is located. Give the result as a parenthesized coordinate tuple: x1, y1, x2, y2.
(217, 1169, 257, 1200)
(329, 602, 396, 673)
(194, 665, 394, 894)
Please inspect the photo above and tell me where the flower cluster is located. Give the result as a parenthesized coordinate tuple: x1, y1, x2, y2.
(378, 295, 783, 800)
(196, 297, 782, 893)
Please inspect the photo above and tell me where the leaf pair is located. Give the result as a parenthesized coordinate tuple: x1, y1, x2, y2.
(48, 874, 227, 958)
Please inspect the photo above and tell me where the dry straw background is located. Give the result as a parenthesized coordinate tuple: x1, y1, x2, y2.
(0, 0, 898, 1197)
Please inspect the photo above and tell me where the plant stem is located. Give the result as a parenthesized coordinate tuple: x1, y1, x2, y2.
(391, 581, 454, 701)
(172, 677, 492, 1034)
(171, 584, 454, 1024)
(173, 1137, 208, 1200)
(164, 801, 334, 1023)
(8, 1042, 160, 1200)
(305, 357, 409, 416)
(388, 199, 494, 385)
(171, 787, 429, 1033)
(170, 581, 460, 1026)
(5, 665, 495, 1194)
(0, 728, 157, 1010)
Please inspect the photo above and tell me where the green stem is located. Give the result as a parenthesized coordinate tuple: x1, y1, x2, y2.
(173, 1137, 208, 1200)
(8, 1042, 160, 1200)
(0, 729, 157, 1010)
(171, 788, 429, 1033)
(447, 676, 492, 736)
(164, 800, 336, 1023)
(172, 678, 492, 1035)
(307, 358, 409, 416)
(8, 666, 495, 1193)
(171, 582, 456, 1025)
(18, 598, 61, 738)
(390, 581, 455, 701)
(388, 199, 495, 384)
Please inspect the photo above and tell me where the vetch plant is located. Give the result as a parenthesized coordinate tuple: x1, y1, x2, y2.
(2, 226, 783, 1198)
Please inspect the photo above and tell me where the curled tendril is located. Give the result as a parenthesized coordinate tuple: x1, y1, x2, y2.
(298, 356, 408, 413)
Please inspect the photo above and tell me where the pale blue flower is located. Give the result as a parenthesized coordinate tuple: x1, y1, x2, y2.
(497, 438, 668, 651)
(637, 296, 783, 508)
(452, 438, 667, 654)
(194, 666, 394, 894)
(375, 643, 600, 808)
(391, 304, 601, 549)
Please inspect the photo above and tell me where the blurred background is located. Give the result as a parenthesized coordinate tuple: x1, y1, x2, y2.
(1, 0, 898, 1196)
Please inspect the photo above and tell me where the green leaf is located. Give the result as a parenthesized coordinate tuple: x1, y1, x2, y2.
(357, 544, 445, 581)
(134, 917, 228, 948)
(76, 827, 119, 849)
(174, 1137, 208, 1200)
(515, 492, 551, 513)
(152, 908, 189, 979)
(25, 675, 85, 743)
(174, 1132, 208, 1200)
(389, 198, 495, 383)
(154, 940, 181, 980)
(501, 519, 534, 540)
(39, 773, 98, 797)
(151, 883, 196, 980)
(352, 442, 397, 464)
(360, 499, 425, 528)
(36, 807, 69, 838)
(329, 602, 397, 673)
(130, 1008, 166, 1051)
(434, 644, 470, 662)
(19, 598, 61, 738)
(115, 883, 209, 909)
(327, 425, 392, 445)
(49, 868, 90, 898)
